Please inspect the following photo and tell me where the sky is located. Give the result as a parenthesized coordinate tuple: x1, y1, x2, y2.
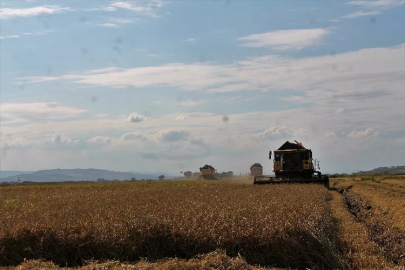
(0, 0, 404, 175)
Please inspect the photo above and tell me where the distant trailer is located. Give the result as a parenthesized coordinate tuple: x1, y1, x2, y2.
(250, 163, 263, 176)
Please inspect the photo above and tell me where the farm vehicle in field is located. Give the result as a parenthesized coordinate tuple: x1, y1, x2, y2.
(199, 165, 217, 180)
(250, 163, 263, 176)
(253, 141, 329, 188)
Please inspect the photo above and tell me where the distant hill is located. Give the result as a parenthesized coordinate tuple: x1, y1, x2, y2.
(0, 169, 176, 183)
(0, 171, 34, 178)
(356, 166, 405, 174)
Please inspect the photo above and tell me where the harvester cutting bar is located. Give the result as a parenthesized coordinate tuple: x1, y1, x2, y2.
(254, 175, 329, 188)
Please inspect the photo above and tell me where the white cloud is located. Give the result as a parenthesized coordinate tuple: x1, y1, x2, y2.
(0, 5, 69, 19)
(347, 128, 379, 138)
(16, 44, 405, 149)
(343, 10, 380, 18)
(254, 126, 294, 139)
(176, 100, 203, 107)
(174, 115, 189, 121)
(22, 30, 54, 36)
(97, 17, 138, 28)
(323, 131, 337, 141)
(184, 38, 199, 42)
(296, 128, 309, 136)
(108, 18, 134, 24)
(348, 0, 405, 8)
(1, 102, 87, 122)
(160, 130, 189, 142)
(25, 43, 404, 101)
(87, 136, 112, 144)
(101, 6, 117, 11)
(122, 132, 147, 141)
(237, 28, 329, 50)
(50, 133, 78, 144)
(207, 84, 253, 93)
(110, 1, 162, 16)
(345, 0, 405, 18)
(98, 23, 119, 28)
(85, 6, 117, 12)
(12, 44, 405, 164)
(127, 112, 146, 123)
(51, 133, 62, 143)
(1, 30, 53, 39)
(0, 35, 19, 39)
(86, 129, 190, 145)
(1, 137, 30, 149)
(18, 44, 405, 142)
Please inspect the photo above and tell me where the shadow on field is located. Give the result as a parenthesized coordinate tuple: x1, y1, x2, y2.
(0, 219, 346, 269)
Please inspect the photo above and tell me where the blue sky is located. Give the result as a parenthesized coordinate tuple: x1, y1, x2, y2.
(1, 0, 405, 174)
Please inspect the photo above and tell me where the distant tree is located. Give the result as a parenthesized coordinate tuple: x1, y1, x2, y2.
(130, 177, 137, 181)
(158, 175, 165, 180)
(193, 172, 200, 178)
(97, 178, 106, 182)
(227, 171, 234, 177)
(184, 171, 193, 178)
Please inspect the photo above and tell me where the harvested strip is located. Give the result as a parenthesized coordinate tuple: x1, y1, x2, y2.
(334, 184, 405, 266)
(329, 192, 393, 269)
(350, 184, 405, 231)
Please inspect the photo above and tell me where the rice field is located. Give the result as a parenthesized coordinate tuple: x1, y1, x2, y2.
(1, 175, 404, 269)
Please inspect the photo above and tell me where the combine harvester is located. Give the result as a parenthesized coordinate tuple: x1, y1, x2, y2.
(253, 141, 329, 188)
(199, 164, 217, 180)
(250, 163, 263, 176)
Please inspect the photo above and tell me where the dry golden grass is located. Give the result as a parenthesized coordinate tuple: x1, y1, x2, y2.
(4, 251, 277, 270)
(0, 180, 343, 269)
(331, 175, 405, 267)
(329, 192, 394, 269)
(334, 175, 405, 230)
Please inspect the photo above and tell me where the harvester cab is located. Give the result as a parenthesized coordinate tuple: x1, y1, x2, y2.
(254, 141, 329, 188)
(199, 165, 216, 180)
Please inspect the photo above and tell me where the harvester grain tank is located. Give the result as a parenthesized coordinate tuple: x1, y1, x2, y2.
(250, 163, 263, 176)
(253, 141, 329, 188)
(199, 164, 216, 180)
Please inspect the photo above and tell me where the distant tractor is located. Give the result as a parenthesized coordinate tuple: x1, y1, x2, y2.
(250, 163, 263, 176)
(254, 141, 329, 188)
(199, 165, 216, 180)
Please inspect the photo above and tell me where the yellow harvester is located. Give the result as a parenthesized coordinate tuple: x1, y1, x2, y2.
(199, 165, 216, 180)
(254, 141, 329, 188)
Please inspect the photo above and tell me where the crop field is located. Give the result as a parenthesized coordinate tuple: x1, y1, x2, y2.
(0, 175, 405, 269)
